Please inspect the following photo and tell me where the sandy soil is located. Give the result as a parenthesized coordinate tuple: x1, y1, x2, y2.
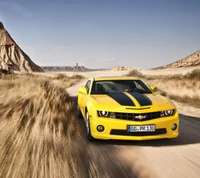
(66, 70, 200, 178)
(140, 66, 200, 76)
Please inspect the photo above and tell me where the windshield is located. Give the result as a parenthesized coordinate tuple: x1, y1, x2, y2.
(91, 80, 152, 94)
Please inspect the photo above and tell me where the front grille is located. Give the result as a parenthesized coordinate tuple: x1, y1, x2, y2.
(110, 128, 167, 136)
(114, 112, 161, 121)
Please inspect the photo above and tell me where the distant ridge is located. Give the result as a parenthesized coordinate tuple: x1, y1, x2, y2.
(41, 66, 106, 72)
(0, 22, 43, 72)
(153, 50, 200, 69)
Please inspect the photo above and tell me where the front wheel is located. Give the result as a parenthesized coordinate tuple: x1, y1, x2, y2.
(85, 111, 94, 141)
(77, 105, 83, 119)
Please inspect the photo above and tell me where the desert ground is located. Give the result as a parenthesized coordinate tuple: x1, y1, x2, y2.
(0, 70, 200, 178)
(140, 66, 200, 76)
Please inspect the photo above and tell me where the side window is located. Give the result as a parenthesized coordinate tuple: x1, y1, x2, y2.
(85, 80, 91, 93)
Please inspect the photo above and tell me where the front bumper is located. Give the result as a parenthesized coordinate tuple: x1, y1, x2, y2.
(89, 114, 179, 140)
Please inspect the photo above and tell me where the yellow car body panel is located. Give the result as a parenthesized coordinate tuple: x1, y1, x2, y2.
(89, 113, 178, 140)
(78, 77, 179, 140)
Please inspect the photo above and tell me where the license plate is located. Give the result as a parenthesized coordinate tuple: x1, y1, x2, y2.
(127, 125, 156, 132)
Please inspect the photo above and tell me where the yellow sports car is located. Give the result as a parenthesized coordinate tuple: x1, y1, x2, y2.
(77, 76, 179, 141)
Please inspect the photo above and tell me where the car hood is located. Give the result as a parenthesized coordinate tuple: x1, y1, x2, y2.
(90, 92, 169, 108)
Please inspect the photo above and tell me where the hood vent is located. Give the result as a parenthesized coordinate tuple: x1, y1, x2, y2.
(126, 107, 151, 110)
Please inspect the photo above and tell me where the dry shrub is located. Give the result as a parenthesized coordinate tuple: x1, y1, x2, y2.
(54, 74, 84, 80)
(167, 93, 200, 106)
(54, 73, 69, 80)
(146, 74, 184, 80)
(138, 68, 200, 107)
(126, 69, 144, 78)
(146, 69, 200, 80)
(146, 78, 200, 108)
(185, 69, 200, 79)
(0, 74, 19, 80)
(52, 74, 85, 88)
(70, 74, 85, 80)
(0, 76, 89, 178)
(24, 72, 35, 77)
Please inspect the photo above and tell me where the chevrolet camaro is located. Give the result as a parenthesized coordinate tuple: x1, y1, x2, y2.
(77, 76, 179, 141)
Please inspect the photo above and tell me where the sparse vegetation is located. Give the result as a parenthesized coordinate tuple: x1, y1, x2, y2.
(146, 78, 200, 107)
(126, 69, 145, 78)
(54, 73, 69, 80)
(70, 74, 85, 80)
(127, 69, 200, 107)
(52, 74, 85, 89)
(185, 69, 200, 79)
(0, 73, 144, 178)
(0, 74, 88, 178)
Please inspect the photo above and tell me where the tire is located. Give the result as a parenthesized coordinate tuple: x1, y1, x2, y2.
(85, 111, 94, 141)
(77, 105, 83, 119)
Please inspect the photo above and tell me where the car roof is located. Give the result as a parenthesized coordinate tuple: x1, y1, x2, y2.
(90, 76, 139, 81)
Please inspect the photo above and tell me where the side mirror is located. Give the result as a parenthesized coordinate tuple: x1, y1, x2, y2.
(78, 86, 88, 94)
(150, 86, 157, 92)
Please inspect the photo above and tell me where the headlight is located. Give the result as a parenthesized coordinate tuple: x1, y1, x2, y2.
(98, 110, 109, 117)
(160, 109, 175, 117)
(97, 111, 116, 118)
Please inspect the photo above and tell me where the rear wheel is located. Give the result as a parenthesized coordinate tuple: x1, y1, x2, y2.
(85, 111, 94, 141)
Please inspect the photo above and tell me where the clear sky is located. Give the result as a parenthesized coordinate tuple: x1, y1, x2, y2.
(0, 0, 200, 69)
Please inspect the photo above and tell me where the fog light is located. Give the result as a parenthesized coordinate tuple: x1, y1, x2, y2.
(97, 125, 105, 132)
(171, 124, 177, 131)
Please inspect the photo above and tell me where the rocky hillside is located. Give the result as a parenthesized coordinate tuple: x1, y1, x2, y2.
(0, 22, 43, 72)
(154, 50, 200, 69)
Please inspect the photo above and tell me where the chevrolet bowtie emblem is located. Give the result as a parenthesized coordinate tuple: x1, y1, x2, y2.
(135, 115, 147, 120)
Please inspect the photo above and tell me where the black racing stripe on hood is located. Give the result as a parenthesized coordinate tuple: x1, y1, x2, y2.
(128, 92, 152, 106)
(107, 92, 135, 106)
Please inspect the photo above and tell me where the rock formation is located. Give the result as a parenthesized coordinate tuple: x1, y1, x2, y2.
(0, 22, 43, 72)
(154, 50, 200, 69)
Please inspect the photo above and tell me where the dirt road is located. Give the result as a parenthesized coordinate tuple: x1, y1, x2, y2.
(67, 72, 200, 178)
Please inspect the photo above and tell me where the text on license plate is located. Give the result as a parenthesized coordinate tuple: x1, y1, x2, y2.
(127, 125, 156, 132)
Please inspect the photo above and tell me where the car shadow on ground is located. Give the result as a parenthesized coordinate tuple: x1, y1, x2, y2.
(69, 96, 200, 147)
